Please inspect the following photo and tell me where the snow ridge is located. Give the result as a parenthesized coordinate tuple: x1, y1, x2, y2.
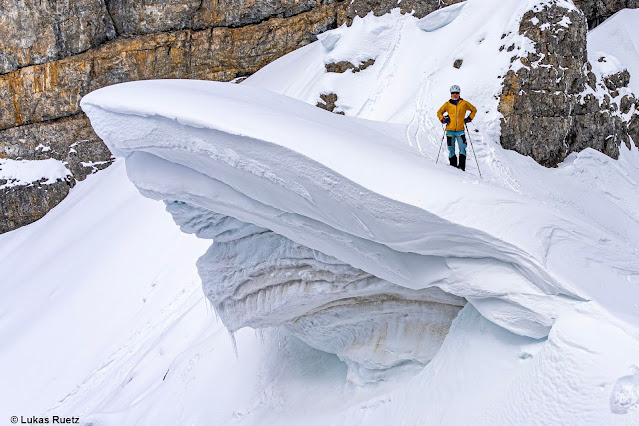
(80, 79, 638, 363)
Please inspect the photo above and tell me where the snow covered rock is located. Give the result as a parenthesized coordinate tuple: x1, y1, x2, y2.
(499, 0, 637, 167)
(0, 158, 75, 233)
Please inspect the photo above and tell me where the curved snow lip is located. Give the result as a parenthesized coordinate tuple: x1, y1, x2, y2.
(417, 2, 467, 32)
(80, 79, 630, 339)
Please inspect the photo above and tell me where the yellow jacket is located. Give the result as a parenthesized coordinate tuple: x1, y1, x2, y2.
(437, 99, 477, 132)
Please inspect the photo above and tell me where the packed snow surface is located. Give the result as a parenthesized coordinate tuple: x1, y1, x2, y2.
(3, 0, 639, 424)
(0, 161, 210, 419)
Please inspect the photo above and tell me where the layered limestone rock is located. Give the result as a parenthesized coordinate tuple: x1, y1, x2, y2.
(572, 0, 638, 29)
(0, 0, 347, 233)
(0, 0, 116, 74)
(498, 0, 638, 167)
(0, 4, 343, 131)
(166, 200, 465, 384)
(107, 0, 343, 34)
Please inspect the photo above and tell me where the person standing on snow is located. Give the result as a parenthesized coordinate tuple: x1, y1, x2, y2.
(437, 85, 477, 171)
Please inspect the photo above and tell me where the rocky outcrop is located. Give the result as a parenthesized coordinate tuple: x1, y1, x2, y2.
(0, 1, 116, 74)
(0, 4, 344, 131)
(498, 1, 638, 167)
(107, 0, 343, 34)
(316, 93, 345, 114)
(325, 59, 375, 73)
(573, 0, 638, 29)
(0, 0, 348, 233)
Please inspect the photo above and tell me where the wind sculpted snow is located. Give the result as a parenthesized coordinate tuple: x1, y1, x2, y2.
(82, 78, 639, 345)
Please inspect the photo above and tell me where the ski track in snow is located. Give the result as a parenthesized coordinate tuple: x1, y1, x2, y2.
(356, 20, 406, 118)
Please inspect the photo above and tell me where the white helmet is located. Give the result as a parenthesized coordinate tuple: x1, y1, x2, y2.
(450, 85, 461, 93)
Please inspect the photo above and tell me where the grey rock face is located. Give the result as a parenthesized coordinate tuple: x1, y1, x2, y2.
(629, 114, 639, 145)
(106, 0, 343, 34)
(316, 93, 345, 114)
(573, 0, 638, 29)
(0, 177, 75, 234)
(499, 1, 637, 167)
(0, 0, 116, 74)
(325, 59, 375, 73)
(0, 114, 112, 231)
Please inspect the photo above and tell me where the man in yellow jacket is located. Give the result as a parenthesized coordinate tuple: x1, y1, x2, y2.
(437, 85, 477, 171)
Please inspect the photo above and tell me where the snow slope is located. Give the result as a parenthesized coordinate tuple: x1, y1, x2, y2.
(0, 161, 210, 419)
(3, 1, 639, 425)
(588, 8, 639, 94)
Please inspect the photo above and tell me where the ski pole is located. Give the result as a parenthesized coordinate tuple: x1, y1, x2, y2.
(436, 123, 446, 164)
(465, 123, 482, 179)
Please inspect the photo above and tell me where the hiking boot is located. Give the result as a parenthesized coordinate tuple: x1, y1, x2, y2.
(449, 156, 458, 168)
(458, 154, 466, 171)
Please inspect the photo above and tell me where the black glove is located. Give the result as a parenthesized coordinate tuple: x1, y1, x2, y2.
(442, 116, 451, 124)
(464, 117, 472, 123)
